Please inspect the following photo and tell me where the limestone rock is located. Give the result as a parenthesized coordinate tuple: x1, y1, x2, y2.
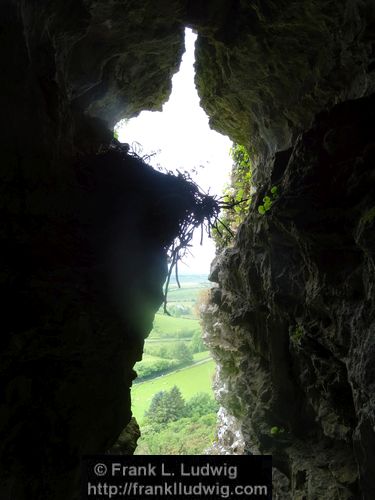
(66, 0, 186, 126)
(193, 0, 375, 152)
(202, 93, 375, 499)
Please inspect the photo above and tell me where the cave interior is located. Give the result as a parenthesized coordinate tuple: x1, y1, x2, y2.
(0, 1, 375, 499)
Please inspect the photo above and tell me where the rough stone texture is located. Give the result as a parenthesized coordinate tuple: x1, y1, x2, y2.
(1, 0, 375, 499)
(67, 0, 186, 125)
(2, 0, 185, 158)
(202, 93, 375, 499)
(108, 418, 140, 455)
(193, 0, 375, 153)
(0, 2, 186, 498)
(205, 407, 245, 455)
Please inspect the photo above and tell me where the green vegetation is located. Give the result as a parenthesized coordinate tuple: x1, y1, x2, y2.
(270, 426, 285, 436)
(152, 313, 200, 338)
(167, 286, 206, 302)
(135, 342, 206, 381)
(173, 342, 193, 363)
(144, 341, 206, 361)
(258, 186, 278, 215)
(131, 274, 217, 455)
(134, 277, 209, 381)
(185, 392, 219, 418)
(290, 324, 305, 346)
(213, 143, 253, 249)
(132, 359, 215, 422)
(192, 351, 211, 362)
(144, 388, 218, 429)
(136, 413, 217, 455)
(144, 386, 186, 428)
(135, 357, 179, 381)
(136, 387, 219, 454)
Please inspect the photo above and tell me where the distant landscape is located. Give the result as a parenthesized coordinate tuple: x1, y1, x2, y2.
(131, 274, 218, 454)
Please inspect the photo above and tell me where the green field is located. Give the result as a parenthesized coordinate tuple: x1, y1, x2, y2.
(144, 339, 192, 345)
(130, 275, 217, 454)
(131, 359, 215, 422)
(135, 350, 210, 364)
(135, 350, 209, 373)
(131, 274, 214, 427)
(140, 352, 208, 364)
(151, 313, 200, 337)
(192, 351, 211, 362)
(139, 354, 171, 364)
(162, 274, 209, 307)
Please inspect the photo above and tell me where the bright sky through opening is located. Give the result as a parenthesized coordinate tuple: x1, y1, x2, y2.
(116, 29, 232, 275)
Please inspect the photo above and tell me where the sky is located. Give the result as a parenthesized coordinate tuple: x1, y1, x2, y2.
(116, 29, 233, 275)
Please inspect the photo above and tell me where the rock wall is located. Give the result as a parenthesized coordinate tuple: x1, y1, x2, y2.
(0, 2, 187, 499)
(0, 140, 204, 499)
(191, 2, 375, 498)
(203, 94, 375, 498)
(193, 0, 375, 154)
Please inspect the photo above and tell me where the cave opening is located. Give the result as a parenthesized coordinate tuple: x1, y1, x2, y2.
(114, 28, 233, 454)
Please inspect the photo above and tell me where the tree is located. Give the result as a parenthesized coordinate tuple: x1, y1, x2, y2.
(164, 386, 186, 422)
(144, 386, 186, 428)
(157, 346, 168, 359)
(144, 391, 169, 426)
(173, 342, 193, 363)
(185, 393, 219, 418)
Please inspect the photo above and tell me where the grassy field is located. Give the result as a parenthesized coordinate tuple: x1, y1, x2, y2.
(139, 354, 168, 364)
(192, 351, 211, 361)
(151, 313, 200, 337)
(131, 274, 214, 425)
(162, 274, 209, 305)
(134, 350, 211, 370)
(144, 339, 192, 346)
(132, 359, 215, 422)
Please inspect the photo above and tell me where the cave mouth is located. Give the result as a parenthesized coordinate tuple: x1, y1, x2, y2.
(114, 27, 232, 277)
(113, 28, 233, 454)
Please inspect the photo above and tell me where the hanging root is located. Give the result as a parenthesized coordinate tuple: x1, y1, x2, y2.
(107, 142, 246, 314)
(161, 170, 247, 314)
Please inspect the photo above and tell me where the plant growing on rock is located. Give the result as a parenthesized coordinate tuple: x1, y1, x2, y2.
(270, 426, 285, 436)
(290, 324, 305, 346)
(258, 186, 278, 215)
(212, 143, 253, 249)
